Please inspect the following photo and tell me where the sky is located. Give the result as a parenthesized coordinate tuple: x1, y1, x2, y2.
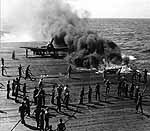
(1, 0, 150, 19)
(67, 0, 150, 18)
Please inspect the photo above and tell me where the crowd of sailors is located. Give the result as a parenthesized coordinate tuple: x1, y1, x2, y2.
(1, 57, 149, 131)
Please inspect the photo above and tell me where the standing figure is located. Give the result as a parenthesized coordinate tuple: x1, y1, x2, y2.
(19, 102, 26, 124)
(56, 96, 61, 112)
(23, 83, 26, 97)
(25, 65, 33, 81)
(7, 80, 11, 99)
(57, 119, 66, 131)
(12, 79, 15, 96)
(33, 87, 39, 105)
(79, 87, 84, 104)
(39, 109, 45, 131)
(88, 85, 92, 103)
(15, 84, 19, 102)
(45, 108, 50, 131)
(64, 90, 70, 109)
(67, 64, 72, 78)
(34, 106, 41, 128)
(130, 83, 135, 99)
(18, 64, 23, 79)
(1, 58, 4, 66)
(135, 86, 140, 103)
(136, 92, 143, 114)
(95, 83, 100, 101)
(24, 96, 30, 116)
(143, 69, 148, 84)
(12, 50, 15, 60)
(1, 65, 7, 76)
(40, 87, 46, 106)
(51, 85, 55, 105)
(105, 80, 111, 96)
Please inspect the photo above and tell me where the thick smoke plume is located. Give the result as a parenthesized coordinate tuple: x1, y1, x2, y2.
(1, 0, 122, 66)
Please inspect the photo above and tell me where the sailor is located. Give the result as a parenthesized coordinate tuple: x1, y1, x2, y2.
(143, 69, 148, 84)
(12, 50, 15, 60)
(1, 64, 7, 76)
(56, 95, 61, 112)
(18, 64, 23, 79)
(64, 90, 70, 109)
(34, 106, 41, 128)
(33, 87, 39, 105)
(130, 82, 135, 99)
(45, 108, 50, 131)
(95, 83, 100, 101)
(19, 102, 26, 124)
(57, 85, 63, 98)
(12, 79, 15, 96)
(39, 109, 45, 131)
(88, 85, 92, 103)
(136, 92, 143, 114)
(25, 65, 34, 81)
(135, 86, 140, 103)
(105, 79, 111, 96)
(7, 80, 11, 99)
(67, 64, 72, 78)
(1, 58, 4, 66)
(23, 83, 26, 97)
(15, 83, 19, 102)
(24, 96, 30, 116)
(40, 87, 46, 106)
(38, 78, 43, 88)
(79, 87, 84, 104)
(57, 119, 66, 131)
(51, 85, 55, 105)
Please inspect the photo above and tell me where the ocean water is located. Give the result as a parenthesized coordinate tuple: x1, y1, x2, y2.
(88, 18, 150, 71)
(0, 19, 150, 71)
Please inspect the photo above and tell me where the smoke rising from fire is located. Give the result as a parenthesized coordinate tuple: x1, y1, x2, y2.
(1, 0, 89, 41)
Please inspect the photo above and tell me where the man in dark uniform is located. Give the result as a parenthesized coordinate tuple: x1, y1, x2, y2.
(56, 96, 61, 112)
(130, 82, 135, 99)
(1, 64, 7, 76)
(34, 106, 41, 128)
(45, 108, 50, 131)
(136, 92, 143, 114)
(1, 58, 4, 66)
(40, 87, 46, 106)
(88, 85, 92, 103)
(143, 69, 148, 84)
(19, 102, 26, 124)
(57, 119, 66, 131)
(18, 64, 23, 79)
(79, 87, 84, 104)
(25, 65, 34, 81)
(12, 79, 15, 96)
(67, 64, 72, 78)
(105, 80, 110, 96)
(23, 83, 26, 97)
(7, 80, 10, 99)
(51, 85, 55, 105)
(39, 109, 45, 131)
(135, 86, 140, 103)
(24, 96, 30, 116)
(33, 87, 39, 105)
(15, 83, 19, 102)
(95, 83, 100, 101)
(64, 90, 70, 109)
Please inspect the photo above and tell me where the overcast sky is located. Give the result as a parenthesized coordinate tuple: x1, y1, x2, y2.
(67, 0, 150, 18)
